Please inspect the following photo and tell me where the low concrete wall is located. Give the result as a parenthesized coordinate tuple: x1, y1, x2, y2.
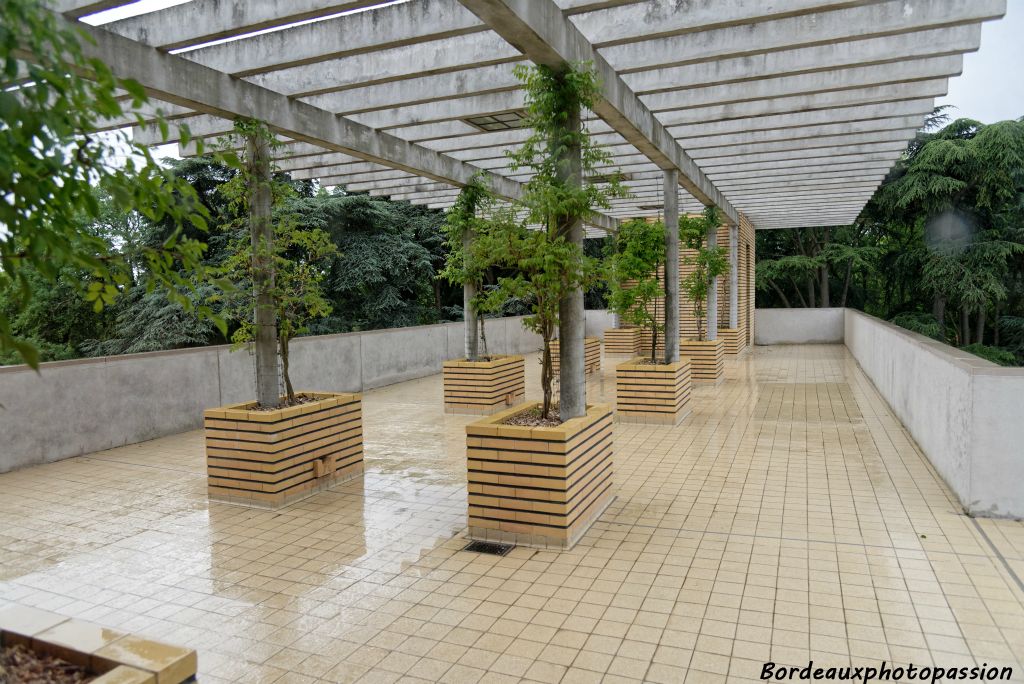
(3, 313, 612, 472)
(754, 307, 845, 345)
(845, 310, 1024, 518)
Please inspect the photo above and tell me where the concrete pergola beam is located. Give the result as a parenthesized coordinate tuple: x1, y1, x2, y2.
(458, 0, 738, 223)
(106, 1, 447, 53)
(599, 0, 1003, 73)
(44, 15, 619, 233)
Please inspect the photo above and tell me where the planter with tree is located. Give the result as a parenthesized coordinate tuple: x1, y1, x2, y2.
(680, 207, 729, 383)
(609, 219, 692, 424)
(440, 176, 525, 414)
(549, 336, 601, 375)
(203, 121, 363, 509)
(465, 63, 622, 549)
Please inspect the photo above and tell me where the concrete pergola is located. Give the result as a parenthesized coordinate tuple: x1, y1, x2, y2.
(48, 0, 1005, 412)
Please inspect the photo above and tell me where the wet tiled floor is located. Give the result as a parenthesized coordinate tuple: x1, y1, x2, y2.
(1, 345, 1022, 683)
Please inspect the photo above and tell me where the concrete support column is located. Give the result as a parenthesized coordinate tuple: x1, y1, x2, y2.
(729, 224, 739, 329)
(463, 229, 479, 361)
(663, 170, 680, 364)
(247, 131, 280, 408)
(558, 90, 586, 422)
(706, 224, 719, 341)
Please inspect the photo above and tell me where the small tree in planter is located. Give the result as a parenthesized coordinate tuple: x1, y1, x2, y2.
(479, 62, 625, 421)
(680, 206, 729, 342)
(215, 122, 337, 404)
(203, 121, 361, 509)
(439, 178, 526, 414)
(607, 218, 665, 362)
(679, 206, 729, 383)
(439, 173, 500, 361)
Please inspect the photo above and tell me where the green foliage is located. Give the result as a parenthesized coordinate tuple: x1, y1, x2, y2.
(890, 312, 944, 340)
(0, 0, 218, 367)
(963, 343, 1018, 367)
(81, 285, 220, 356)
(757, 114, 1024, 365)
(680, 206, 729, 340)
(607, 219, 665, 360)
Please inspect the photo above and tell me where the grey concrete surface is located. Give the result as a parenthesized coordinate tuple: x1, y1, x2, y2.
(844, 309, 1024, 519)
(755, 308, 846, 344)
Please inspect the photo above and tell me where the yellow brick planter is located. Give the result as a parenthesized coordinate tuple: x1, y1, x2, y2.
(719, 327, 747, 357)
(680, 339, 726, 383)
(442, 354, 525, 414)
(0, 604, 196, 683)
(615, 357, 692, 425)
(550, 336, 601, 375)
(604, 328, 640, 356)
(466, 403, 614, 550)
(204, 391, 363, 508)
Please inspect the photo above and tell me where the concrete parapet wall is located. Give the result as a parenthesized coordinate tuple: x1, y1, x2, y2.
(843, 309, 1024, 518)
(1, 313, 609, 472)
(754, 307, 845, 345)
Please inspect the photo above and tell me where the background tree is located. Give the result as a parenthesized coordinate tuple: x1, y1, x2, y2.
(680, 207, 729, 341)
(1, 0, 218, 366)
(756, 114, 1024, 366)
(606, 219, 665, 361)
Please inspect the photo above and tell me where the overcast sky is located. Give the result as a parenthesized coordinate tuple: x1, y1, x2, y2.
(935, 0, 1023, 124)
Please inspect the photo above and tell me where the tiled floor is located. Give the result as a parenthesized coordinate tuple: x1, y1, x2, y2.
(1, 344, 1022, 683)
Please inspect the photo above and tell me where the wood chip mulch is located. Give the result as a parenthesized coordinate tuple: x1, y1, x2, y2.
(0, 644, 95, 683)
(501, 404, 564, 428)
(250, 394, 321, 412)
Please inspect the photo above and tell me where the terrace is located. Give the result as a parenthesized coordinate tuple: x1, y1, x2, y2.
(3, 0, 1022, 682)
(2, 340, 1022, 682)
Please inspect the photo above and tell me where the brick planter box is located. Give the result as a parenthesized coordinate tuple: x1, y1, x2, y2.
(0, 604, 196, 683)
(680, 339, 726, 383)
(719, 327, 747, 356)
(550, 336, 601, 375)
(204, 391, 363, 508)
(443, 354, 526, 414)
(615, 357, 692, 425)
(604, 328, 640, 356)
(466, 402, 614, 549)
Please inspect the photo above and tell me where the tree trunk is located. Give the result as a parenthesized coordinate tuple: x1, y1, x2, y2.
(770, 281, 792, 308)
(280, 334, 295, 404)
(479, 315, 489, 358)
(790, 278, 808, 308)
(995, 305, 1001, 347)
(247, 132, 280, 409)
(706, 225, 718, 340)
(541, 325, 554, 418)
(961, 306, 970, 346)
(840, 258, 853, 307)
(976, 308, 986, 346)
(463, 229, 479, 362)
(933, 296, 946, 332)
(819, 227, 831, 307)
(807, 277, 816, 309)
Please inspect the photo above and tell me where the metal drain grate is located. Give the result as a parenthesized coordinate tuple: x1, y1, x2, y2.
(463, 540, 515, 556)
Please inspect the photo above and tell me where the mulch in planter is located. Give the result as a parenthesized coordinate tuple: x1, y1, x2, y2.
(248, 393, 321, 412)
(0, 644, 95, 683)
(501, 403, 563, 428)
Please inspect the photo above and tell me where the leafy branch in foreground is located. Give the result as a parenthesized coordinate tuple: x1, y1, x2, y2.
(1, 0, 220, 367)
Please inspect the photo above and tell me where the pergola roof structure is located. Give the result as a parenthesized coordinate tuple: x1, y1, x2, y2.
(58, 0, 1005, 231)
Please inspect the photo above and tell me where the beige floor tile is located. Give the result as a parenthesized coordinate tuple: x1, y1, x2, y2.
(1, 346, 1021, 683)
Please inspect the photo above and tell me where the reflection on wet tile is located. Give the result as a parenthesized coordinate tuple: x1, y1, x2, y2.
(1, 346, 1022, 682)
